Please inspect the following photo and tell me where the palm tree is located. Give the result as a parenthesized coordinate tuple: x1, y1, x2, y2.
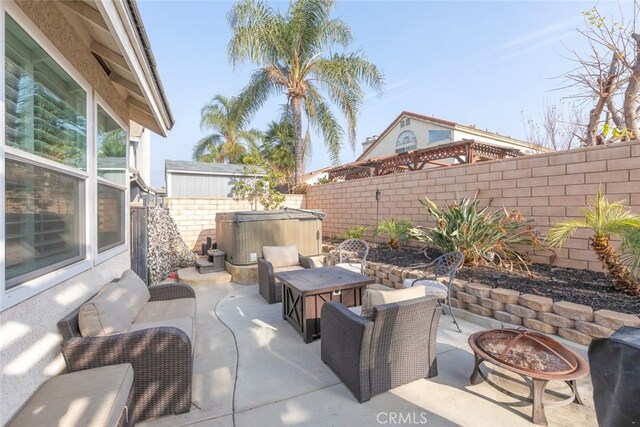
(547, 188, 640, 295)
(261, 108, 311, 184)
(228, 0, 384, 184)
(193, 94, 261, 164)
(374, 218, 413, 249)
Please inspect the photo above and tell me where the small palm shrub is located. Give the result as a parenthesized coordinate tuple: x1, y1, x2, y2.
(342, 225, 367, 240)
(408, 196, 540, 270)
(374, 218, 413, 249)
(548, 189, 640, 295)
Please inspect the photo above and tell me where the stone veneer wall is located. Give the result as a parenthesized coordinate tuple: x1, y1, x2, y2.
(166, 195, 306, 251)
(364, 260, 640, 346)
(306, 140, 640, 272)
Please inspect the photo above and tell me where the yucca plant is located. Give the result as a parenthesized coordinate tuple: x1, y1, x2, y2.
(342, 225, 367, 240)
(547, 188, 640, 296)
(408, 196, 540, 271)
(374, 218, 413, 249)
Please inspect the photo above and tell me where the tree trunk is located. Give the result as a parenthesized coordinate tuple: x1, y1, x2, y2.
(623, 33, 640, 140)
(591, 234, 640, 296)
(291, 96, 304, 184)
(585, 55, 619, 146)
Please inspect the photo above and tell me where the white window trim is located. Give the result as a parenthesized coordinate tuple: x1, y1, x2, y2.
(1, 4, 95, 311)
(94, 96, 129, 265)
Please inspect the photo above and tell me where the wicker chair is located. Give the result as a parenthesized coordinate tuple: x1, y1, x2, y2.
(57, 283, 195, 421)
(402, 251, 464, 332)
(333, 238, 369, 274)
(258, 245, 315, 304)
(321, 297, 441, 403)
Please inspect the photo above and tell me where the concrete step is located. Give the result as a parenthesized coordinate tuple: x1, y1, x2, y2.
(178, 267, 232, 286)
(196, 257, 225, 274)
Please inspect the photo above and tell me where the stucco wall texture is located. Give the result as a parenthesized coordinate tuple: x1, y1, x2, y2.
(0, 252, 130, 423)
(2, 2, 132, 421)
(305, 140, 640, 271)
(167, 195, 306, 250)
(15, 0, 129, 123)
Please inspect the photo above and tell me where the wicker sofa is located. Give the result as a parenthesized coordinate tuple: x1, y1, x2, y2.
(57, 270, 196, 421)
(321, 296, 441, 402)
(258, 245, 315, 304)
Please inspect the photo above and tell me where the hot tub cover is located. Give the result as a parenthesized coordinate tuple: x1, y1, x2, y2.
(216, 208, 325, 223)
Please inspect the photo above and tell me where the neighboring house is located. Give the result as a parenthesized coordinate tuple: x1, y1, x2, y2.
(302, 166, 332, 185)
(0, 0, 173, 421)
(165, 160, 264, 197)
(359, 111, 548, 161)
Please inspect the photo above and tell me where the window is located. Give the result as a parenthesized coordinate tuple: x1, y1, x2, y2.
(96, 105, 127, 253)
(396, 130, 417, 153)
(5, 15, 86, 169)
(4, 13, 87, 288)
(5, 160, 85, 288)
(428, 130, 451, 144)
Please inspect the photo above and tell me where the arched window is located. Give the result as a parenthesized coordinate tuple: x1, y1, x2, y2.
(395, 130, 417, 153)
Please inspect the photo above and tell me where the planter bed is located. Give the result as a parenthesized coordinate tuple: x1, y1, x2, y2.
(325, 242, 640, 346)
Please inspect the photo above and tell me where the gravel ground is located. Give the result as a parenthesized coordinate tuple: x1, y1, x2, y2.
(366, 245, 640, 315)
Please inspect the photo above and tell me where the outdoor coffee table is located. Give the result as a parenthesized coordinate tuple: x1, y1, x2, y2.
(276, 266, 375, 343)
(468, 328, 590, 426)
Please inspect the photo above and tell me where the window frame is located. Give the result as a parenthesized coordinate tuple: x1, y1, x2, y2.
(94, 97, 129, 265)
(1, 4, 96, 310)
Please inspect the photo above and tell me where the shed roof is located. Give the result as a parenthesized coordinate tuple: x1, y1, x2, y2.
(165, 160, 264, 176)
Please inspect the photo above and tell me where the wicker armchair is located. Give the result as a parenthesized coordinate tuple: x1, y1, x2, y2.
(258, 245, 315, 304)
(57, 283, 195, 421)
(321, 297, 441, 403)
(332, 238, 369, 274)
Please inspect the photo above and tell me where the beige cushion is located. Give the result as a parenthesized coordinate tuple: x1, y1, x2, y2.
(404, 279, 448, 299)
(135, 298, 197, 323)
(117, 269, 150, 319)
(361, 285, 425, 319)
(79, 283, 133, 337)
(263, 245, 299, 268)
(8, 363, 133, 427)
(131, 316, 194, 346)
(335, 263, 363, 274)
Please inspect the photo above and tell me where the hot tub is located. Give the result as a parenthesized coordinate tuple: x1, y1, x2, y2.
(216, 208, 324, 266)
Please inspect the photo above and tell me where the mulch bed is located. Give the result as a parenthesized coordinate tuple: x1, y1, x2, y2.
(367, 246, 640, 316)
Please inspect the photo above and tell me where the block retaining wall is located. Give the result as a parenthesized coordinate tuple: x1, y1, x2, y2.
(306, 140, 640, 272)
(363, 260, 640, 346)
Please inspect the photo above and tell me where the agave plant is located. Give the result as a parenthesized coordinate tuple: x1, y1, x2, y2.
(547, 188, 640, 296)
(374, 218, 413, 249)
(408, 196, 540, 271)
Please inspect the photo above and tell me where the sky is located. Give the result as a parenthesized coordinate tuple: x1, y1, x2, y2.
(136, 0, 636, 187)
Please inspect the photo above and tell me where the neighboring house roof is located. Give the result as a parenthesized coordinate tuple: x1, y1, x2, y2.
(165, 160, 265, 176)
(59, 1, 174, 136)
(357, 111, 550, 161)
(301, 166, 332, 182)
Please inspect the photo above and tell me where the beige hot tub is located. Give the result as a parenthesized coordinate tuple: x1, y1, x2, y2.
(215, 209, 324, 268)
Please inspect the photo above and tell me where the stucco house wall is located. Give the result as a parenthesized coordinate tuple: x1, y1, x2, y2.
(363, 119, 453, 159)
(0, 1, 163, 422)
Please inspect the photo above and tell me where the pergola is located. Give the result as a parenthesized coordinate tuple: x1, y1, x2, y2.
(328, 139, 524, 181)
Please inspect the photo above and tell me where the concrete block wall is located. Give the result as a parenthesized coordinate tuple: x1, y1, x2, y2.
(362, 260, 640, 346)
(306, 140, 640, 271)
(166, 195, 305, 251)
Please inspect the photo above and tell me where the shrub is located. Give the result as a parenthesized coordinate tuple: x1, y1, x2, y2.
(548, 188, 640, 295)
(374, 218, 413, 249)
(409, 196, 540, 271)
(342, 225, 367, 240)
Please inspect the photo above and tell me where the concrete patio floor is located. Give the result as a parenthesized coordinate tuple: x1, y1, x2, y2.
(139, 283, 597, 427)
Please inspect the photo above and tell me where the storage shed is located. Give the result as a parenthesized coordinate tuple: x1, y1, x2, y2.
(165, 160, 264, 197)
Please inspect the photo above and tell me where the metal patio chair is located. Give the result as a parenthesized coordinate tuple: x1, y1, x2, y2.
(403, 251, 464, 332)
(333, 238, 369, 275)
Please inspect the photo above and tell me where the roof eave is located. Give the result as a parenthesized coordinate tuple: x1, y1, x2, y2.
(94, 0, 173, 137)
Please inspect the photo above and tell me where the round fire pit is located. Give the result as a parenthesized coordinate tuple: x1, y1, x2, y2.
(468, 328, 590, 426)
